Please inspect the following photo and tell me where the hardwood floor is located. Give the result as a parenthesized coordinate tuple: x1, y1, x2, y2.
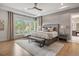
(0, 40, 79, 56)
(57, 42, 79, 56)
(0, 41, 31, 56)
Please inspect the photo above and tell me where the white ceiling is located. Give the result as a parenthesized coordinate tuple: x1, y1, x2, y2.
(0, 3, 79, 17)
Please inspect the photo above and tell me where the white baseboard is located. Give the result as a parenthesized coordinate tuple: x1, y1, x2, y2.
(67, 40, 79, 43)
(67, 40, 72, 43)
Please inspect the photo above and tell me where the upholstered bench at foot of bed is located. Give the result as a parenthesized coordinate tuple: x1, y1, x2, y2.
(28, 36, 58, 47)
(27, 36, 46, 47)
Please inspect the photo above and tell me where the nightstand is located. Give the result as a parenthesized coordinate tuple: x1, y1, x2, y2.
(59, 34, 68, 41)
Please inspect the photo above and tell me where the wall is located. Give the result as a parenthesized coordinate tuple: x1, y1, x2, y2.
(42, 13, 71, 40)
(0, 9, 8, 41)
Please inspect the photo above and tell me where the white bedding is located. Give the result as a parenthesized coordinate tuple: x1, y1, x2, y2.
(31, 31, 58, 39)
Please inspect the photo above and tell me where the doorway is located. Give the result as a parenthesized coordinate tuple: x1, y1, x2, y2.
(71, 13, 79, 43)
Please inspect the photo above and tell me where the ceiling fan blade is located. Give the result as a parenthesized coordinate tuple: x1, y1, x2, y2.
(27, 3, 42, 11)
(34, 7, 42, 11)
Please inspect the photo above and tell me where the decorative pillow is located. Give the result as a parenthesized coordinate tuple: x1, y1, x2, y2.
(48, 28, 53, 32)
(53, 27, 57, 31)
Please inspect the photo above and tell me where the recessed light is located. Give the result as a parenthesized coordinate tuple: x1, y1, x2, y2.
(59, 6, 68, 9)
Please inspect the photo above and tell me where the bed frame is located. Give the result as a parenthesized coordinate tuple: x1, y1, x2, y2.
(28, 24, 60, 47)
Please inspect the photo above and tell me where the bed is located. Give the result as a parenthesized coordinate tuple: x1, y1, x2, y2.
(31, 31, 58, 39)
(28, 24, 59, 47)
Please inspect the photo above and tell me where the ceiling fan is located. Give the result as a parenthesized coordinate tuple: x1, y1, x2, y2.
(27, 3, 42, 11)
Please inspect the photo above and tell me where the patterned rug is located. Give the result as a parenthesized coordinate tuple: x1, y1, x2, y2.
(15, 39, 64, 56)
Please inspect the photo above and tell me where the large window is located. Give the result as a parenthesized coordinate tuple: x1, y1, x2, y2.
(14, 15, 37, 35)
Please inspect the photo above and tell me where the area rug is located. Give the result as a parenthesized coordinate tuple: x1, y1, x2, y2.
(15, 39, 64, 56)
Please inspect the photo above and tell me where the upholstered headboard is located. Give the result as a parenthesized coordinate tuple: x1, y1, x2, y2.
(42, 24, 59, 32)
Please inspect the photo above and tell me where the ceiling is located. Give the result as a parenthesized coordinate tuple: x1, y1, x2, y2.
(0, 3, 79, 17)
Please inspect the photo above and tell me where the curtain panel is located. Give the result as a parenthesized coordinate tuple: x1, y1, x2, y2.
(7, 11, 14, 40)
